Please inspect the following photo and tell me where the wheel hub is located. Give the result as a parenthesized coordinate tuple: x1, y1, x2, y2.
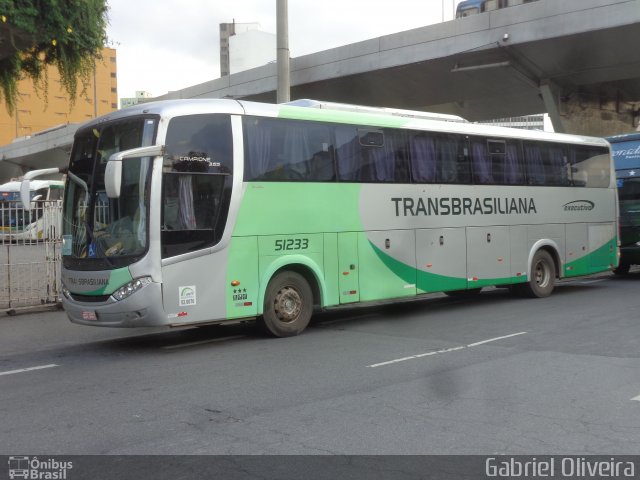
(534, 261, 549, 287)
(274, 286, 302, 323)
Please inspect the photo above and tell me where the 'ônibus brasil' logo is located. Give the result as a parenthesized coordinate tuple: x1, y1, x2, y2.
(563, 200, 595, 212)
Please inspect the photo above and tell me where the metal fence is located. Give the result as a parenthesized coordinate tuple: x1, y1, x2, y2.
(0, 200, 63, 311)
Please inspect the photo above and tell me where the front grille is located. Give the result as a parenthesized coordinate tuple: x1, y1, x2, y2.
(69, 293, 111, 303)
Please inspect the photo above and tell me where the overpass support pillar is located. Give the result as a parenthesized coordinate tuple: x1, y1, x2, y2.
(540, 80, 565, 134)
(541, 82, 639, 136)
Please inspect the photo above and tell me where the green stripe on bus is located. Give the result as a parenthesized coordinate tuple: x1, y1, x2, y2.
(564, 237, 618, 277)
(278, 105, 408, 128)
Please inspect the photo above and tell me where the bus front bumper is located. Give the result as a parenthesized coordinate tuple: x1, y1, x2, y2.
(62, 282, 167, 327)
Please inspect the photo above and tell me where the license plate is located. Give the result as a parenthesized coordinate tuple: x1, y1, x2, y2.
(81, 310, 97, 321)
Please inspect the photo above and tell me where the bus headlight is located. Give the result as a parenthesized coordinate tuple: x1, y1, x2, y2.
(61, 284, 72, 300)
(112, 277, 152, 301)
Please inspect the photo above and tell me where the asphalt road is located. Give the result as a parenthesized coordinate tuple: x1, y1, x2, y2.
(1, 272, 639, 455)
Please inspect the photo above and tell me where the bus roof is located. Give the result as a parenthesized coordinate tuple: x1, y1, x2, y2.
(285, 99, 467, 123)
(77, 98, 609, 149)
(606, 133, 640, 173)
(607, 132, 640, 144)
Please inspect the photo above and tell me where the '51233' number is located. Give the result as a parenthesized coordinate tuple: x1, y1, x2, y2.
(274, 238, 309, 251)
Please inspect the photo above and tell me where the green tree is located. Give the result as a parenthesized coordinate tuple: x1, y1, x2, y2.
(0, 0, 108, 114)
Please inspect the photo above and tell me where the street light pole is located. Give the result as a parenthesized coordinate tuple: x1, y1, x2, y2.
(276, 0, 290, 103)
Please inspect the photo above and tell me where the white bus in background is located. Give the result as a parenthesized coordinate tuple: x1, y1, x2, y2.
(0, 179, 64, 242)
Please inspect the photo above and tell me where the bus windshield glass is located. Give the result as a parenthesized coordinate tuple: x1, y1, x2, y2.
(618, 177, 640, 219)
(63, 117, 157, 265)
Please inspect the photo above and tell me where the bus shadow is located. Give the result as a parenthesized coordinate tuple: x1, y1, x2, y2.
(82, 279, 612, 353)
(312, 280, 611, 331)
(312, 288, 512, 329)
(83, 322, 260, 354)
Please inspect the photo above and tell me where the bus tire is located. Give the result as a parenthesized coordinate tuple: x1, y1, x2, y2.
(613, 262, 630, 275)
(260, 271, 313, 337)
(517, 249, 556, 298)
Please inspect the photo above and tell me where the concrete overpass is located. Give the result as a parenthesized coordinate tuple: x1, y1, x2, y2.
(160, 0, 640, 136)
(1, 0, 639, 180)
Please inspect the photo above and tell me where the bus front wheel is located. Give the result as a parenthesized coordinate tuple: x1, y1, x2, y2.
(260, 271, 313, 337)
(514, 250, 556, 298)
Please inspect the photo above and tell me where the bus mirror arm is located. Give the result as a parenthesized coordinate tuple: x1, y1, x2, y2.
(105, 145, 164, 199)
(20, 167, 67, 211)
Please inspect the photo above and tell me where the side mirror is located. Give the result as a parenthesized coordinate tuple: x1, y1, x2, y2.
(104, 145, 164, 199)
(104, 161, 122, 198)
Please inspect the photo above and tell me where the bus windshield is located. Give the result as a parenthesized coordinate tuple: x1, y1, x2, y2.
(63, 117, 157, 265)
(618, 177, 640, 220)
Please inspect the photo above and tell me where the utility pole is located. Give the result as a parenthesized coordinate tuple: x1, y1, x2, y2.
(276, 0, 290, 103)
(93, 65, 98, 118)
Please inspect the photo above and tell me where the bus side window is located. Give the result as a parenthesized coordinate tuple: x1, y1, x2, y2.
(473, 138, 524, 186)
(244, 117, 336, 182)
(166, 114, 234, 175)
(524, 142, 545, 185)
(334, 125, 361, 182)
(441, 134, 470, 184)
(49, 188, 63, 201)
(568, 146, 610, 188)
(409, 132, 437, 183)
(503, 141, 525, 185)
(408, 132, 469, 185)
(546, 145, 570, 186)
(470, 138, 493, 185)
(359, 129, 408, 183)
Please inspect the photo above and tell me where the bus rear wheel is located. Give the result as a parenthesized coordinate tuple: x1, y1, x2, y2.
(514, 250, 556, 298)
(260, 271, 313, 337)
(613, 262, 630, 275)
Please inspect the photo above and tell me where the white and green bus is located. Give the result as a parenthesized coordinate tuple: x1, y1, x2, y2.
(24, 99, 618, 336)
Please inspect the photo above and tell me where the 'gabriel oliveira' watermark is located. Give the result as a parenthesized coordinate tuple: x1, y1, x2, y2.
(485, 457, 636, 478)
(8, 456, 73, 479)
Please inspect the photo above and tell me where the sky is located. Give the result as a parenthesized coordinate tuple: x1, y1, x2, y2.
(106, 0, 464, 101)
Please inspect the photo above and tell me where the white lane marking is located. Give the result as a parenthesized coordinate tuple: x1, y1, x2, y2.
(368, 346, 465, 368)
(367, 332, 528, 368)
(631, 394, 640, 402)
(0, 364, 59, 377)
(162, 335, 245, 350)
(467, 332, 528, 347)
